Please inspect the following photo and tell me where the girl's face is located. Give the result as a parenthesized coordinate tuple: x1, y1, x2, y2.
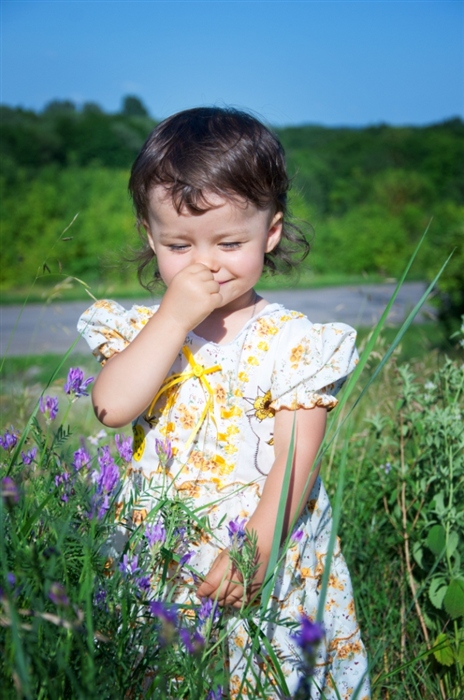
(144, 186, 282, 313)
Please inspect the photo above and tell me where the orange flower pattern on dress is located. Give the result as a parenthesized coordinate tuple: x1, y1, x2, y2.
(78, 300, 370, 699)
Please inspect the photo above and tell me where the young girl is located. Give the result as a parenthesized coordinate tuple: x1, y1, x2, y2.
(78, 107, 370, 699)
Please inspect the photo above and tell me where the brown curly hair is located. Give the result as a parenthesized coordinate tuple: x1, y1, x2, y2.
(128, 107, 310, 290)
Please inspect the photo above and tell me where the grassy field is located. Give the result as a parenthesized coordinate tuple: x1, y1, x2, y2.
(1, 319, 462, 699)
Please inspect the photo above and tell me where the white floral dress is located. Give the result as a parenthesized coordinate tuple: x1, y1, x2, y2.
(78, 300, 370, 700)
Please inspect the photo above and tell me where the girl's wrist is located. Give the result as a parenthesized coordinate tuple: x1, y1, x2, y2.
(153, 303, 191, 339)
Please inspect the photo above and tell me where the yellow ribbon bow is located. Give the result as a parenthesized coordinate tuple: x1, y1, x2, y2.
(146, 346, 221, 448)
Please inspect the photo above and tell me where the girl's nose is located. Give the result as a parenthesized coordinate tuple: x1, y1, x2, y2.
(195, 250, 219, 272)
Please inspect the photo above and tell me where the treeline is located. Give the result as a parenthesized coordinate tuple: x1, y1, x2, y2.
(1, 98, 463, 319)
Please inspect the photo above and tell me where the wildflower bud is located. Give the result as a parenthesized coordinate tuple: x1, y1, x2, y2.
(71, 447, 91, 472)
(291, 615, 324, 657)
(226, 516, 247, 548)
(48, 582, 69, 607)
(149, 600, 178, 646)
(115, 434, 133, 463)
(119, 553, 140, 577)
(145, 520, 166, 548)
(1, 476, 19, 507)
(155, 438, 173, 466)
(0, 428, 19, 452)
(21, 447, 37, 466)
(291, 528, 304, 544)
(39, 395, 59, 422)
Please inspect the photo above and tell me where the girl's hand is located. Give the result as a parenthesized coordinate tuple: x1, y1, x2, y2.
(158, 263, 223, 334)
(196, 547, 268, 609)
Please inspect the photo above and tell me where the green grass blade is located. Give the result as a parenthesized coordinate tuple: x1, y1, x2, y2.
(316, 432, 348, 622)
(259, 414, 296, 611)
(247, 619, 291, 696)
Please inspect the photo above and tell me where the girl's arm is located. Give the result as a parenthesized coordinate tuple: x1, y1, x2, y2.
(197, 405, 327, 607)
(92, 264, 222, 427)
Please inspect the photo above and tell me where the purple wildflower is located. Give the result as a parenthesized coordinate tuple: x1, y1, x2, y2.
(206, 687, 223, 700)
(150, 600, 178, 646)
(54, 471, 71, 502)
(2, 476, 19, 506)
(179, 550, 194, 567)
(175, 526, 187, 543)
(145, 520, 166, 547)
(95, 446, 119, 493)
(179, 627, 205, 654)
(88, 447, 119, 520)
(155, 438, 173, 465)
(136, 575, 151, 593)
(94, 586, 107, 610)
(7, 572, 16, 587)
(96, 494, 109, 520)
(48, 582, 69, 607)
(72, 447, 91, 472)
(0, 428, 19, 451)
(226, 517, 247, 547)
(39, 395, 59, 422)
(198, 597, 220, 626)
(119, 553, 140, 577)
(64, 367, 94, 398)
(54, 472, 70, 487)
(115, 434, 133, 463)
(291, 528, 304, 544)
(149, 600, 178, 626)
(291, 616, 324, 654)
(380, 462, 392, 475)
(21, 447, 37, 465)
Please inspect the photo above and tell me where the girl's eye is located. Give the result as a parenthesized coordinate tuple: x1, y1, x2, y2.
(221, 242, 242, 249)
(168, 244, 189, 251)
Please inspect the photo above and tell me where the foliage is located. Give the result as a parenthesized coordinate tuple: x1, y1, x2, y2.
(1, 104, 463, 322)
(1, 319, 463, 698)
(328, 349, 464, 699)
(0, 100, 155, 170)
(1, 369, 317, 700)
(0, 166, 135, 288)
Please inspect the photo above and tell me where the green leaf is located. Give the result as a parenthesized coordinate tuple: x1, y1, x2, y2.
(428, 577, 447, 610)
(260, 414, 296, 610)
(443, 579, 464, 620)
(425, 524, 446, 556)
(458, 639, 464, 667)
(433, 633, 455, 667)
(452, 551, 461, 576)
(433, 492, 446, 517)
(447, 530, 459, 559)
(412, 542, 424, 569)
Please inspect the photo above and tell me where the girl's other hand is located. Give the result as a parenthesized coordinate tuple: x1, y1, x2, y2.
(158, 263, 223, 334)
(197, 549, 244, 609)
(196, 547, 268, 609)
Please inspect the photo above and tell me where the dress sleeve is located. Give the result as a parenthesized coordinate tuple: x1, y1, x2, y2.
(77, 300, 156, 364)
(270, 317, 358, 411)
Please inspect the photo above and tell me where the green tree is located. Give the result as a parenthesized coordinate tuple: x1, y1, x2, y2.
(121, 95, 149, 117)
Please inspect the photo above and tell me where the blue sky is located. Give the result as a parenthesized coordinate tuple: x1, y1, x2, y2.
(1, 0, 463, 126)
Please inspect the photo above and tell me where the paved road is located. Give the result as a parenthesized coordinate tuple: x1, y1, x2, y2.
(0, 282, 434, 357)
